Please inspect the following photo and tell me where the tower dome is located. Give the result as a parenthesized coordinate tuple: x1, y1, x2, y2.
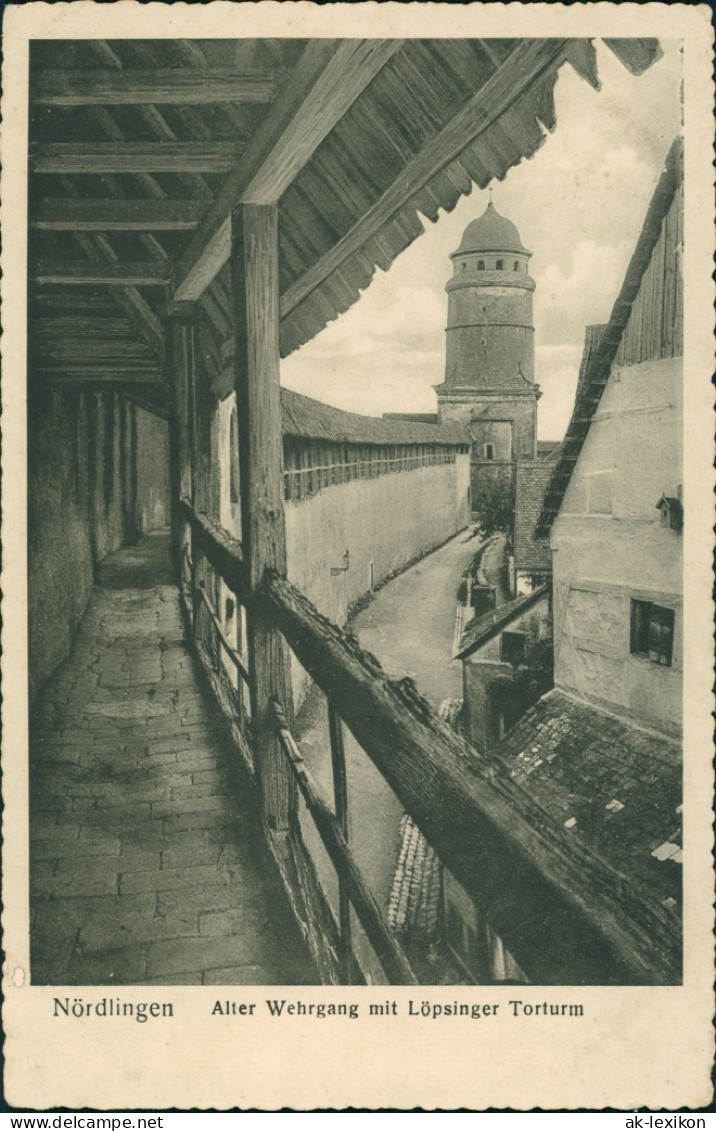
(453, 201, 530, 257)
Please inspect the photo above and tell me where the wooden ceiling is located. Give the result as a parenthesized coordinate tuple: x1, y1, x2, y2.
(28, 37, 662, 417)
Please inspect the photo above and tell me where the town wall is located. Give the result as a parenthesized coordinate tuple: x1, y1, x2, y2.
(550, 356, 682, 736)
(285, 455, 470, 703)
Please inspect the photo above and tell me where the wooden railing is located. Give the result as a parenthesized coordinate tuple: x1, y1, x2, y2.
(283, 448, 456, 501)
(177, 498, 682, 987)
(178, 498, 416, 984)
(271, 698, 417, 985)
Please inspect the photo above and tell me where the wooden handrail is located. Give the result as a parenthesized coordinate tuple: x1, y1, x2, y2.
(261, 570, 681, 986)
(270, 698, 417, 986)
(196, 585, 251, 685)
(179, 497, 246, 599)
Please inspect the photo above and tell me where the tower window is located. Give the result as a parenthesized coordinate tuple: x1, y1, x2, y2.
(496, 259, 504, 270)
(461, 262, 467, 272)
(483, 443, 495, 460)
(477, 260, 485, 271)
(513, 261, 520, 271)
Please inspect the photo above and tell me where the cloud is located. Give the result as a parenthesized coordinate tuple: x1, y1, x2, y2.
(536, 239, 630, 346)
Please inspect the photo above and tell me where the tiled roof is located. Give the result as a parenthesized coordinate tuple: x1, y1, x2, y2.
(455, 584, 548, 660)
(513, 461, 553, 573)
(383, 412, 439, 425)
(497, 690, 682, 910)
(387, 813, 442, 943)
(281, 388, 469, 447)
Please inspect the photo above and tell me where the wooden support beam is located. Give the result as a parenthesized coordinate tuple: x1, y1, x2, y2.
(33, 261, 170, 286)
(31, 198, 209, 232)
(35, 339, 155, 360)
(232, 202, 296, 833)
(174, 40, 403, 302)
(31, 292, 117, 312)
(260, 572, 681, 986)
(38, 365, 162, 383)
(280, 38, 569, 321)
(35, 316, 138, 336)
(31, 142, 242, 174)
(34, 68, 280, 105)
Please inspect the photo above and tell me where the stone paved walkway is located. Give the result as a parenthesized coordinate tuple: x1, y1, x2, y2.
(30, 532, 317, 986)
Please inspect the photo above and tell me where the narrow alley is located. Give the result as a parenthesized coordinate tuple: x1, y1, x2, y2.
(295, 528, 485, 981)
(30, 533, 316, 986)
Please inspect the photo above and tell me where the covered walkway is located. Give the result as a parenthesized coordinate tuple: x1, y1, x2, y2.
(30, 533, 316, 986)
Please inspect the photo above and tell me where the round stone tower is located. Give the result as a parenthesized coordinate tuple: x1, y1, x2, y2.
(435, 200, 539, 502)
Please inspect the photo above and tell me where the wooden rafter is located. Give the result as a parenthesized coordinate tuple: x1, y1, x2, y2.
(280, 38, 570, 322)
(174, 39, 404, 302)
(37, 364, 161, 382)
(32, 199, 209, 232)
(72, 233, 165, 357)
(31, 142, 242, 174)
(33, 261, 170, 286)
(34, 67, 280, 105)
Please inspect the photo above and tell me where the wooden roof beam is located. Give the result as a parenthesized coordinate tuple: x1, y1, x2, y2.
(33, 261, 170, 286)
(33, 68, 281, 105)
(31, 198, 209, 232)
(74, 233, 165, 359)
(31, 142, 242, 174)
(174, 39, 404, 302)
(37, 364, 162, 383)
(280, 38, 569, 322)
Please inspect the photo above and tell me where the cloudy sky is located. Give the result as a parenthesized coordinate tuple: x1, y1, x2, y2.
(282, 40, 682, 441)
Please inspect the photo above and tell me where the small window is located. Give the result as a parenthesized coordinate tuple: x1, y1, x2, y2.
(513, 261, 520, 272)
(483, 443, 495, 460)
(461, 262, 467, 272)
(630, 600, 675, 667)
(501, 631, 526, 665)
(495, 259, 504, 270)
(477, 260, 485, 271)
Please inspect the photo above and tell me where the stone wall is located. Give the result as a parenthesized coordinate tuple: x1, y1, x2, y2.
(551, 357, 682, 736)
(285, 457, 470, 623)
(28, 388, 137, 698)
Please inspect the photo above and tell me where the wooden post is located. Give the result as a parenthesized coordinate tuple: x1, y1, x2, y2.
(128, 401, 139, 542)
(166, 324, 183, 577)
(328, 704, 353, 984)
(231, 203, 295, 831)
(167, 314, 193, 582)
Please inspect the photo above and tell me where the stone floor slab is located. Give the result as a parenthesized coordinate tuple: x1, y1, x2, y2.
(30, 533, 317, 986)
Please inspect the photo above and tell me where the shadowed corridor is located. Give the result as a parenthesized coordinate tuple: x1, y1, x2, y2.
(30, 533, 317, 986)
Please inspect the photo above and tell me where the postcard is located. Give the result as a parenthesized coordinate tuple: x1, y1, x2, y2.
(2, 1, 713, 1112)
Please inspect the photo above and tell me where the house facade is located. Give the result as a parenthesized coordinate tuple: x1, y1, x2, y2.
(538, 138, 683, 739)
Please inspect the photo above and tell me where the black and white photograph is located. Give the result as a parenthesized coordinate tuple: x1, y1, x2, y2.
(2, 1, 713, 1113)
